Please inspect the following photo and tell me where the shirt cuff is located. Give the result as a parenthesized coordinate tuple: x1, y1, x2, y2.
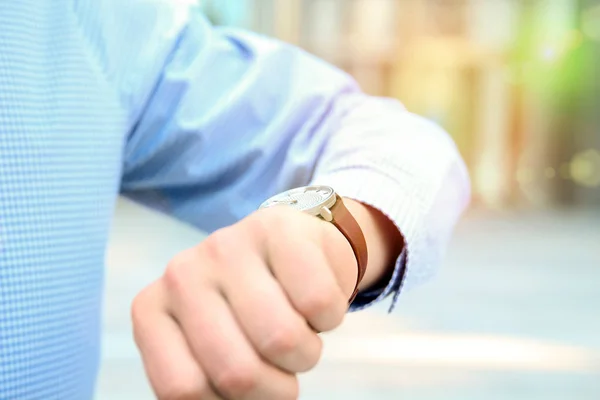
(312, 167, 429, 313)
(349, 248, 406, 313)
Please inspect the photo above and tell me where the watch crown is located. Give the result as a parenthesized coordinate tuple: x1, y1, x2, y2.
(320, 206, 333, 222)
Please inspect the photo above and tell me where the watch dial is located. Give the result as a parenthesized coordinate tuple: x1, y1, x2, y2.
(260, 186, 335, 213)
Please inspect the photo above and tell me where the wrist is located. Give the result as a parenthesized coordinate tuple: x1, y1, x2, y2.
(257, 185, 402, 301)
(342, 198, 404, 292)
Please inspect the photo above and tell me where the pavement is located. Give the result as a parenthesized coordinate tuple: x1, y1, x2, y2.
(96, 198, 600, 400)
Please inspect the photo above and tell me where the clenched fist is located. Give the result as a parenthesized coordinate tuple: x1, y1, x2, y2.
(131, 204, 366, 400)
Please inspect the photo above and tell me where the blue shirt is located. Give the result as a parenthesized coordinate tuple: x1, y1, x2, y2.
(0, 1, 470, 398)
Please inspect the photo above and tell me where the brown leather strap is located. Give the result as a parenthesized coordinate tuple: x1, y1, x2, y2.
(329, 195, 368, 304)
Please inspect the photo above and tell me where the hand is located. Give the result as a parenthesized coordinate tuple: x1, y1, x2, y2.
(131, 206, 360, 400)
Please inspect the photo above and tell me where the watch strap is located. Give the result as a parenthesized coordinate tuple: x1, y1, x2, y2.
(329, 195, 368, 304)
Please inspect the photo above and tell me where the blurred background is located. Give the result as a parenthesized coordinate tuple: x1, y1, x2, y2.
(201, 0, 600, 209)
(97, 1, 600, 399)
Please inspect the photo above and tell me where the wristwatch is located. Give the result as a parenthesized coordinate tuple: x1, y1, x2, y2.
(259, 185, 368, 303)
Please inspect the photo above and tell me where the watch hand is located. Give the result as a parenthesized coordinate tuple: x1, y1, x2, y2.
(272, 199, 298, 205)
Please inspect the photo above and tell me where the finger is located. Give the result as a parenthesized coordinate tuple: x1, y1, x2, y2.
(218, 251, 323, 373)
(132, 281, 221, 400)
(166, 273, 299, 400)
(266, 230, 348, 333)
(316, 221, 362, 298)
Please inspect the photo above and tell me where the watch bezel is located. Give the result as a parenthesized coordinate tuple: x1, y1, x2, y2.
(259, 185, 337, 217)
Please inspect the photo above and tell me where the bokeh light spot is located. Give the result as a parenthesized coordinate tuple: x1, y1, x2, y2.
(570, 149, 600, 187)
(582, 5, 600, 41)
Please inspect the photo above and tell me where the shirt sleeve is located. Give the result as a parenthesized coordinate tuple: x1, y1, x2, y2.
(106, 3, 471, 310)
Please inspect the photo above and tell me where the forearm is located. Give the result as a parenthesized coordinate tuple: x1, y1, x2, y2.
(114, 6, 470, 307)
(311, 93, 470, 310)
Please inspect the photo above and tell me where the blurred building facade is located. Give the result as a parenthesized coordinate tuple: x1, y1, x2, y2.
(199, 0, 600, 210)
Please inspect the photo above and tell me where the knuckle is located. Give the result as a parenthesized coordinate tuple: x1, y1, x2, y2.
(271, 206, 296, 223)
(130, 291, 145, 323)
(284, 388, 300, 400)
(281, 376, 301, 400)
(260, 324, 300, 356)
(251, 206, 295, 232)
(156, 379, 210, 400)
(130, 287, 152, 332)
(163, 254, 190, 292)
(297, 289, 341, 320)
(308, 336, 325, 368)
(202, 227, 238, 263)
(213, 364, 258, 397)
(244, 210, 272, 239)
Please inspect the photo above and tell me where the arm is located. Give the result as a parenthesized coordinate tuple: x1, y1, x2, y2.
(91, 2, 474, 398)
(107, 4, 470, 309)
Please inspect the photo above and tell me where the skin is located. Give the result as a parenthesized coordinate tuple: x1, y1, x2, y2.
(131, 198, 404, 400)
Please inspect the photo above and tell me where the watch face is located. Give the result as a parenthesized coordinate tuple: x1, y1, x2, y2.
(259, 185, 336, 215)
